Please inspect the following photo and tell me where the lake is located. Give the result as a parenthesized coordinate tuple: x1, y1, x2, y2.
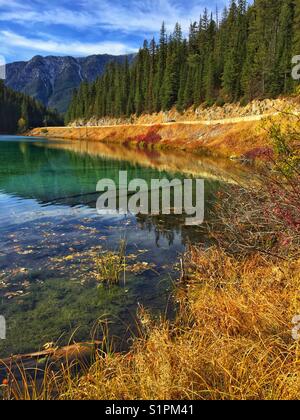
(0, 136, 251, 357)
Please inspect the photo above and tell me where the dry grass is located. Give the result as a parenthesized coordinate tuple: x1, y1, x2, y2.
(29, 119, 266, 158)
(10, 248, 298, 400)
(69, 250, 299, 400)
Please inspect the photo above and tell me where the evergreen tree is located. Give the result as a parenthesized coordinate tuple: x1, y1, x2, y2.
(293, 0, 300, 54)
(65, 0, 299, 124)
(0, 80, 62, 133)
(154, 22, 168, 111)
(274, 0, 295, 94)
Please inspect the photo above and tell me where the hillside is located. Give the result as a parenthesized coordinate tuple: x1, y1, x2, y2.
(29, 116, 266, 159)
(30, 95, 300, 160)
(4, 54, 135, 113)
(0, 81, 62, 133)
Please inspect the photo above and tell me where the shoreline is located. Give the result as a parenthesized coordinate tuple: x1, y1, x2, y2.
(28, 117, 269, 159)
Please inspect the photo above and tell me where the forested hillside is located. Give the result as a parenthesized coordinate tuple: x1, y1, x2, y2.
(66, 0, 300, 124)
(0, 81, 62, 133)
(5, 54, 136, 113)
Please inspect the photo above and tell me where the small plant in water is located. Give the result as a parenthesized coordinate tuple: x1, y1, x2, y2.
(93, 240, 126, 286)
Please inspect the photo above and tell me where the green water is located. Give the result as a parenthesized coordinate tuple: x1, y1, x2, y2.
(0, 136, 234, 357)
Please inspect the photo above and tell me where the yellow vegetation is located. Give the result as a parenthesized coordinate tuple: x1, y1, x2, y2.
(44, 248, 299, 401)
(29, 119, 267, 158)
(8, 248, 298, 400)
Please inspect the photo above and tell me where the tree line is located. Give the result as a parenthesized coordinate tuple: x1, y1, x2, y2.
(0, 81, 63, 134)
(65, 0, 300, 124)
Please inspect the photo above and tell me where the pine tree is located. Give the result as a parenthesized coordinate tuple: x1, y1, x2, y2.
(292, 0, 300, 89)
(146, 38, 157, 114)
(222, 1, 240, 101)
(65, 0, 298, 124)
(204, 15, 217, 103)
(154, 22, 168, 111)
(273, 0, 295, 95)
(162, 23, 183, 110)
(293, 0, 300, 52)
(21, 99, 29, 130)
(242, 0, 283, 99)
(0, 81, 62, 133)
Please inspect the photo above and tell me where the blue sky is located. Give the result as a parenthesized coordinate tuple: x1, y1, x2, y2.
(0, 0, 229, 63)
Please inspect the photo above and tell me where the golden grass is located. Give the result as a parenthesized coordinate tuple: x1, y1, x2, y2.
(18, 247, 297, 401)
(29, 119, 266, 158)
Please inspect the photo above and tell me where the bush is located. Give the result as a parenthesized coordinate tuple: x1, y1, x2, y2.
(135, 126, 162, 145)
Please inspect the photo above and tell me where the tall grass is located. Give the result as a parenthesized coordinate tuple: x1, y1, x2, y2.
(4, 246, 299, 400)
(93, 240, 127, 285)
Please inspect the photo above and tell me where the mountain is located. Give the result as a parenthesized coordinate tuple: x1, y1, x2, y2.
(4, 54, 135, 113)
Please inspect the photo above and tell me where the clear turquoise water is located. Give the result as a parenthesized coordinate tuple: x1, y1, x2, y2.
(0, 136, 223, 357)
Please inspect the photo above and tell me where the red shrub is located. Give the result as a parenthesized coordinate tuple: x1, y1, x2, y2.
(135, 126, 162, 145)
(243, 147, 274, 161)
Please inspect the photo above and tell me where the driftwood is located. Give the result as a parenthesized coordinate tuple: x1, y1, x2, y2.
(0, 341, 101, 383)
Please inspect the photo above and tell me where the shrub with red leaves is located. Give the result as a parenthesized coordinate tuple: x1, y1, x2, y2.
(243, 147, 274, 161)
(135, 126, 162, 145)
(267, 176, 300, 233)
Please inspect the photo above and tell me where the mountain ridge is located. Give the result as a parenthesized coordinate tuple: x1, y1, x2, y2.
(4, 54, 135, 113)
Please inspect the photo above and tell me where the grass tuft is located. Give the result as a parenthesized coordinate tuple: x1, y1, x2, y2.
(93, 240, 127, 286)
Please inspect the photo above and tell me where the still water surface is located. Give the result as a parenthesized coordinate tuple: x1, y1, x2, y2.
(0, 136, 250, 357)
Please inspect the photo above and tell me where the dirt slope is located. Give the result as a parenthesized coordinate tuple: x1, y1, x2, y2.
(29, 118, 267, 158)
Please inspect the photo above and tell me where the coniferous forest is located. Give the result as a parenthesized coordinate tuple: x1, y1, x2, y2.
(0, 81, 63, 133)
(65, 0, 300, 124)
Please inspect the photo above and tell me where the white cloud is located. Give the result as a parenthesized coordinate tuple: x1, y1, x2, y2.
(0, 0, 225, 34)
(0, 0, 228, 60)
(0, 30, 136, 56)
(86, 0, 209, 33)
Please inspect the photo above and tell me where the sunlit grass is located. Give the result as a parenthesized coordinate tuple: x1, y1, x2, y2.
(93, 240, 127, 286)
(3, 246, 300, 400)
(58, 249, 299, 400)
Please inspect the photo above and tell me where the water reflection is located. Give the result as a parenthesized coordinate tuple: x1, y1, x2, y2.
(0, 137, 251, 357)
